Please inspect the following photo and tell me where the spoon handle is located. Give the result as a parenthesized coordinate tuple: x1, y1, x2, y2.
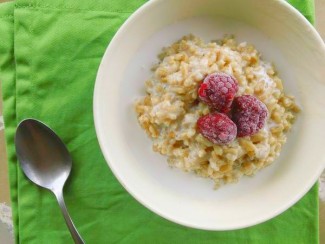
(54, 190, 85, 244)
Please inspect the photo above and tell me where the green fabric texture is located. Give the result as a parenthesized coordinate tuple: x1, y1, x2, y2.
(0, 0, 319, 243)
(288, 0, 315, 23)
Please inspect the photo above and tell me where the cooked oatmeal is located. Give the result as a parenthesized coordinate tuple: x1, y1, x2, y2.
(135, 35, 299, 188)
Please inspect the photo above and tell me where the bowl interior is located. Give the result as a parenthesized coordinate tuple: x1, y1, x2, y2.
(94, 0, 325, 230)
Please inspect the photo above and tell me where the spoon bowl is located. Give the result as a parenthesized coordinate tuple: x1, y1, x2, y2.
(15, 119, 71, 191)
(15, 119, 84, 244)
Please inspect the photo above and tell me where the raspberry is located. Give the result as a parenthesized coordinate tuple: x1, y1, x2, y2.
(232, 95, 268, 137)
(198, 73, 238, 113)
(197, 113, 237, 145)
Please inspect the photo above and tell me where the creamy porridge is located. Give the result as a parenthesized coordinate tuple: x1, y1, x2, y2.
(135, 35, 299, 188)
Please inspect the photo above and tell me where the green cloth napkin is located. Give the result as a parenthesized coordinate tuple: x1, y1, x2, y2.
(0, 0, 319, 243)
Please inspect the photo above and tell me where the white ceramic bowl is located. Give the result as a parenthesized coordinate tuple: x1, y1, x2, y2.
(94, 0, 325, 230)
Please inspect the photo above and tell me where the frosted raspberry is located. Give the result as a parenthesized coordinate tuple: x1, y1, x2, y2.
(198, 73, 238, 113)
(197, 113, 237, 145)
(232, 95, 268, 137)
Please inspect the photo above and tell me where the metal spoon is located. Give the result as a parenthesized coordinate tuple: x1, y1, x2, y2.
(15, 119, 85, 244)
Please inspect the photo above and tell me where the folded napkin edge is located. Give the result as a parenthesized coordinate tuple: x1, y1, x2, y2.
(14, 2, 141, 14)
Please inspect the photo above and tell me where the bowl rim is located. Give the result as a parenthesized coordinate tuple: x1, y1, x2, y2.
(93, 0, 325, 230)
